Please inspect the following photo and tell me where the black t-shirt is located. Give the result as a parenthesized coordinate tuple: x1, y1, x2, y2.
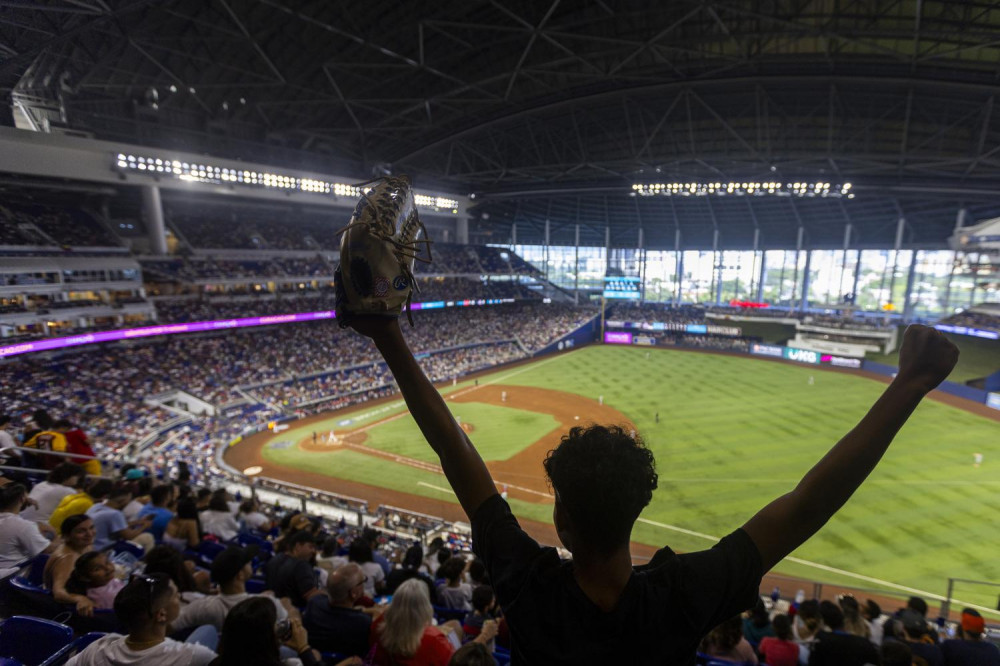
(941, 638, 1000, 666)
(263, 553, 317, 607)
(471, 494, 763, 665)
(302, 596, 372, 657)
(809, 631, 881, 666)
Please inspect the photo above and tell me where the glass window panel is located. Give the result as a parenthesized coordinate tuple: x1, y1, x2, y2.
(643, 251, 678, 302)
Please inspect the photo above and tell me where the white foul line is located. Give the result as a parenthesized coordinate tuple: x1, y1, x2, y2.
(636, 517, 1000, 618)
(417, 481, 455, 495)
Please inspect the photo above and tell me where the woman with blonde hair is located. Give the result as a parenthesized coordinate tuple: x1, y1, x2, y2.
(370, 579, 496, 666)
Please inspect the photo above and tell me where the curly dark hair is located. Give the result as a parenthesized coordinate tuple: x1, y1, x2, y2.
(542, 424, 657, 553)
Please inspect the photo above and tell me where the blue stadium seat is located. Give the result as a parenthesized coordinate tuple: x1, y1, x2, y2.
(431, 605, 466, 624)
(23, 554, 49, 587)
(108, 541, 144, 559)
(245, 577, 266, 594)
(493, 647, 511, 666)
(38, 632, 106, 666)
(0, 616, 73, 666)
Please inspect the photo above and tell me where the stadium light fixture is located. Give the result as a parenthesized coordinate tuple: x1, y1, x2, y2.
(111, 152, 459, 212)
(631, 181, 854, 198)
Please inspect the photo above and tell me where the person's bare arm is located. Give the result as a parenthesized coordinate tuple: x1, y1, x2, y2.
(50, 555, 94, 616)
(353, 318, 497, 519)
(743, 325, 959, 572)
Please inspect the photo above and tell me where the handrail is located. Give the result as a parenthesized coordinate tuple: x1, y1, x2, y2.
(1, 445, 99, 460)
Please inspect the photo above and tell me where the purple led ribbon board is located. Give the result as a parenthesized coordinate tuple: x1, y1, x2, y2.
(0, 298, 518, 359)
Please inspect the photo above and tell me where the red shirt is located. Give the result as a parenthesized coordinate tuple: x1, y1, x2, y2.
(370, 615, 454, 666)
(759, 636, 800, 666)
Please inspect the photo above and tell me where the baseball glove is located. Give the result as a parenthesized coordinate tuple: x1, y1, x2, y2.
(334, 175, 432, 327)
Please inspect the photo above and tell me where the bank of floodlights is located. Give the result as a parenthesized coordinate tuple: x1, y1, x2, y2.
(113, 153, 460, 213)
(631, 181, 854, 198)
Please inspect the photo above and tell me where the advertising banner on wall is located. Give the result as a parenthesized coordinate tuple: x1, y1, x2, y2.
(783, 347, 821, 364)
(750, 343, 784, 358)
(604, 331, 633, 344)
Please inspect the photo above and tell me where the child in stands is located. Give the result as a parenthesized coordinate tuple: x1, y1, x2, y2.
(66, 551, 125, 610)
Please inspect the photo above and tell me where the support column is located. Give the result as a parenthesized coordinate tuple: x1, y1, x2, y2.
(838, 224, 852, 304)
(800, 249, 812, 312)
(511, 222, 517, 247)
(852, 249, 862, 305)
(574, 224, 580, 305)
(888, 216, 906, 307)
(638, 227, 646, 302)
(942, 208, 966, 314)
(902, 253, 919, 320)
(756, 247, 767, 303)
(790, 227, 804, 308)
(749, 228, 760, 301)
(712, 229, 722, 305)
(142, 185, 168, 255)
(456, 217, 469, 244)
(674, 228, 682, 305)
(544, 219, 551, 282)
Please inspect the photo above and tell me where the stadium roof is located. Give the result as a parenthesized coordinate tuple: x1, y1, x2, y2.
(4, 1, 1000, 249)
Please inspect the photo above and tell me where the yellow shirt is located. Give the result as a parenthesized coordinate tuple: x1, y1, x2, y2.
(23, 430, 68, 469)
(48, 492, 93, 531)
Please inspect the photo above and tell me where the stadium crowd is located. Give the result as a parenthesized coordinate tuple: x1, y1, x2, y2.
(0, 202, 119, 248)
(938, 308, 1000, 334)
(2, 450, 995, 665)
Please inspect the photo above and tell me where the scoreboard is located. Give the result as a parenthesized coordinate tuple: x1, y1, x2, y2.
(603, 276, 642, 300)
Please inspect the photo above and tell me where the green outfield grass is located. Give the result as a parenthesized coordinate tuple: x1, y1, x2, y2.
(867, 329, 1000, 383)
(258, 345, 1000, 614)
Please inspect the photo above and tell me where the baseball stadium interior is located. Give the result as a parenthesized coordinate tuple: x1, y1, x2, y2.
(1, 2, 999, 665)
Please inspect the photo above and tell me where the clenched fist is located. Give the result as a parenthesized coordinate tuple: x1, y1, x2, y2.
(894, 324, 960, 394)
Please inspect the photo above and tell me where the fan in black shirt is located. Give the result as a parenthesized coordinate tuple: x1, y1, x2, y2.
(349, 318, 958, 665)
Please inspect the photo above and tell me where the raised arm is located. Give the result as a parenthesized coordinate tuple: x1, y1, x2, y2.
(354, 318, 498, 519)
(742, 325, 959, 572)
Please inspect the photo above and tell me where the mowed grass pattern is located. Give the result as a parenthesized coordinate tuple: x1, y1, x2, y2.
(260, 345, 1000, 610)
(361, 402, 559, 464)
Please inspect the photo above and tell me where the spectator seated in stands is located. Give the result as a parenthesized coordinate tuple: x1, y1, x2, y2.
(758, 614, 799, 666)
(50, 477, 113, 531)
(170, 545, 288, 634)
(436, 556, 472, 611)
(352, 316, 957, 664)
(384, 544, 436, 600)
(699, 615, 759, 664)
(144, 544, 212, 601)
(45, 513, 97, 616)
(164, 498, 203, 552)
(742, 598, 775, 645)
(888, 609, 945, 666)
(138, 484, 177, 542)
(462, 585, 499, 646)
(302, 562, 372, 658)
(941, 609, 1000, 666)
(347, 538, 384, 599)
(86, 484, 155, 552)
(264, 529, 322, 607)
(199, 492, 239, 542)
(65, 550, 125, 610)
(66, 573, 217, 666)
(22, 462, 85, 525)
(0, 482, 57, 577)
(363, 527, 392, 576)
(448, 642, 495, 666)
(837, 594, 871, 641)
(238, 498, 271, 533)
(211, 596, 329, 666)
(861, 599, 883, 645)
(370, 578, 461, 665)
(808, 600, 880, 666)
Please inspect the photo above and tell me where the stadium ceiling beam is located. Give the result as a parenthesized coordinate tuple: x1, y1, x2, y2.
(965, 94, 996, 176)
(216, 0, 285, 85)
(389, 74, 1000, 165)
(254, 0, 496, 100)
(0, 0, 159, 77)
